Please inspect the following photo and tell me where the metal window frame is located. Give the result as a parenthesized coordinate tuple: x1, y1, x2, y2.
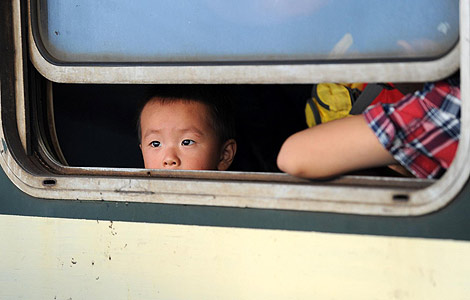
(28, 0, 459, 84)
(0, 0, 469, 216)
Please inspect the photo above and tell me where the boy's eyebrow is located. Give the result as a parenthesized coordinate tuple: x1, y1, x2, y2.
(142, 129, 162, 139)
(142, 127, 206, 138)
(177, 127, 205, 137)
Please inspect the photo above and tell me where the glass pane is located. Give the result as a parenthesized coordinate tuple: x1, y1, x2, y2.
(36, 0, 459, 63)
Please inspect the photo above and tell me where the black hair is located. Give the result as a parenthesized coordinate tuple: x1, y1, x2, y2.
(136, 85, 236, 145)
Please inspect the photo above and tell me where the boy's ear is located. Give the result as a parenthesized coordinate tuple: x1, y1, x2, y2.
(217, 139, 237, 171)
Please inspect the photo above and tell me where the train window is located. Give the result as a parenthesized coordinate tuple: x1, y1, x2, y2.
(35, 0, 458, 63)
(29, 0, 459, 84)
(1, 0, 469, 216)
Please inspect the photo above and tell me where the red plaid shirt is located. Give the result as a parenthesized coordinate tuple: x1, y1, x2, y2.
(363, 79, 461, 179)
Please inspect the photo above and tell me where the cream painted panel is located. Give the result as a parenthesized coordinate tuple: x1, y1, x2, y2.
(0, 214, 468, 299)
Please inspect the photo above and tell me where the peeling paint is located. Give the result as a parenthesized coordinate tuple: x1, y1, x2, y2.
(109, 221, 117, 236)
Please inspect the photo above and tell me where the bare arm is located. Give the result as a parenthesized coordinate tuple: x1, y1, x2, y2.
(277, 115, 397, 179)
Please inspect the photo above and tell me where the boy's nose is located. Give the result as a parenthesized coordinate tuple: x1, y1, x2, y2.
(162, 151, 181, 168)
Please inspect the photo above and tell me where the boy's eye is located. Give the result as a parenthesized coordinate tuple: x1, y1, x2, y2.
(150, 141, 161, 148)
(181, 139, 195, 146)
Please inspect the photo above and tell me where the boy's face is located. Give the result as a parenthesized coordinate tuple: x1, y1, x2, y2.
(140, 99, 225, 170)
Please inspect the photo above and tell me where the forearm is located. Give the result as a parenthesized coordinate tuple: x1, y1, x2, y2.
(277, 115, 396, 179)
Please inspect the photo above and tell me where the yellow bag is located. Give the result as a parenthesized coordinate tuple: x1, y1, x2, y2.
(305, 83, 366, 127)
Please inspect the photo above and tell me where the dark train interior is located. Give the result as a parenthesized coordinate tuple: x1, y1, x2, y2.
(52, 84, 310, 172)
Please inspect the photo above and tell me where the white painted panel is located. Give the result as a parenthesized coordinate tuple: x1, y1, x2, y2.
(0, 215, 468, 299)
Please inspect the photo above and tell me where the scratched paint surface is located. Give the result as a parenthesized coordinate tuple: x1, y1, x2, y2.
(0, 214, 468, 299)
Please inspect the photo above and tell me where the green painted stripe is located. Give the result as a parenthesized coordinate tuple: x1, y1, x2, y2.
(0, 168, 469, 241)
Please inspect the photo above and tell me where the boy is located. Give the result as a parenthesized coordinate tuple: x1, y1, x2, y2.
(277, 76, 461, 179)
(138, 86, 237, 170)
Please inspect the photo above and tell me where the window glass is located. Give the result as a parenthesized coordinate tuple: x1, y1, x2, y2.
(36, 0, 459, 63)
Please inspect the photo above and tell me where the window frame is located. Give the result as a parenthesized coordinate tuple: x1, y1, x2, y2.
(0, 0, 469, 217)
(32, 0, 460, 66)
(28, 0, 460, 85)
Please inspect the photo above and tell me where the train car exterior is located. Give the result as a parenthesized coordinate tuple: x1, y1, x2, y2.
(1, 0, 469, 299)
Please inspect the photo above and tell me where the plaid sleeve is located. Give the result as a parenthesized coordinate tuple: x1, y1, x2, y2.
(363, 80, 461, 179)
